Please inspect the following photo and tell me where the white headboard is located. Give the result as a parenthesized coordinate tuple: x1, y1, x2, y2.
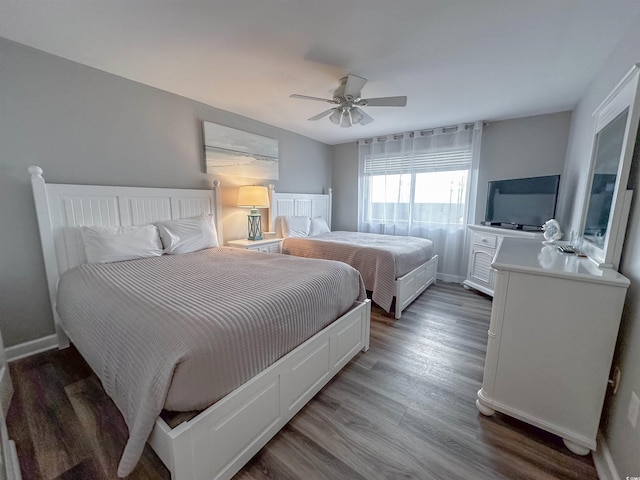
(28, 166, 222, 347)
(269, 187, 332, 234)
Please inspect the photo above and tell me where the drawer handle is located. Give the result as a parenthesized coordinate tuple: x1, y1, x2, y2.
(481, 238, 487, 243)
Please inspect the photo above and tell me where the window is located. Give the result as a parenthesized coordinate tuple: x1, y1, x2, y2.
(362, 147, 473, 228)
(358, 123, 483, 281)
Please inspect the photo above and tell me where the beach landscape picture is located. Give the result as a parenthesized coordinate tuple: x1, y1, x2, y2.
(204, 122, 279, 180)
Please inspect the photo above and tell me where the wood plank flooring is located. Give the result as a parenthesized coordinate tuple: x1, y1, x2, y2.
(7, 283, 598, 479)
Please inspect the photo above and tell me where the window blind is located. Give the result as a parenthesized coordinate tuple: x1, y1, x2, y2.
(364, 148, 472, 175)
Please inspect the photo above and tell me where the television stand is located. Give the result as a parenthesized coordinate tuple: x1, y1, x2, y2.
(463, 225, 543, 296)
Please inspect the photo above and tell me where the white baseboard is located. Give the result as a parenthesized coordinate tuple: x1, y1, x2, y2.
(593, 431, 620, 480)
(0, 365, 13, 418)
(5, 334, 58, 363)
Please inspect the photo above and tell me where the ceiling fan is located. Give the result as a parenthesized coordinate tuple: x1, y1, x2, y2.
(290, 74, 407, 128)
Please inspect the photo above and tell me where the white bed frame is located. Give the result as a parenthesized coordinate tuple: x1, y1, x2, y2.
(270, 187, 437, 319)
(28, 166, 371, 480)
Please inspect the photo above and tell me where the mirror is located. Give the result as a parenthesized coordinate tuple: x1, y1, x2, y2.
(582, 110, 627, 249)
(580, 65, 640, 269)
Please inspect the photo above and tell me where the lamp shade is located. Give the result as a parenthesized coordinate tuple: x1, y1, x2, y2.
(350, 107, 364, 124)
(340, 110, 351, 128)
(329, 108, 342, 125)
(237, 185, 270, 208)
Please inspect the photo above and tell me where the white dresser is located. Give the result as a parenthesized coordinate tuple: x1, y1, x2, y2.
(476, 237, 630, 455)
(464, 225, 542, 296)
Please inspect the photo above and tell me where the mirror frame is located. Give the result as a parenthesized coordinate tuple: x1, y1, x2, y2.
(580, 64, 640, 269)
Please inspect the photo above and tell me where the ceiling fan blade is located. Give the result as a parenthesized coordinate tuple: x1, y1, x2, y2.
(308, 108, 336, 121)
(356, 108, 375, 125)
(360, 96, 407, 107)
(290, 94, 335, 103)
(343, 74, 368, 98)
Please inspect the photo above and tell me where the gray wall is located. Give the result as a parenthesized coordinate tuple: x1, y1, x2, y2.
(331, 112, 571, 232)
(560, 15, 640, 478)
(0, 38, 331, 347)
(476, 112, 571, 224)
(331, 142, 359, 230)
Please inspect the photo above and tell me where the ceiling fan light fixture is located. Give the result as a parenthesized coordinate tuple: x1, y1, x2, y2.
(329, 108, 342, 125)
(291, 74, 408, 128)
(350, 107, 364, 125)
(340, 109, 352, 128)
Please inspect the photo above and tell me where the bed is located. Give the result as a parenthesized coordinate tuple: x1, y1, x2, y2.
(28, 167, 371, 480)
(270, 188, 438, 319)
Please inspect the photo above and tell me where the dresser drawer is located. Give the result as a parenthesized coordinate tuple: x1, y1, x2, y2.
(252, 243, 281, 253)
(472, 232, 498, 248)
(227, 239, 282, 253)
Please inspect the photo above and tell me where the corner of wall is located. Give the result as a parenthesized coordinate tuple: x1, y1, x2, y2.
(592, 431, 621, 480)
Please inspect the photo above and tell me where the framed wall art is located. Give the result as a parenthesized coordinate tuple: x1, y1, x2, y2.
(203, 121, 279, 180)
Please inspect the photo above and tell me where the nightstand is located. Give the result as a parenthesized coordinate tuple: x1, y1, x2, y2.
(227, 238, 282, 253)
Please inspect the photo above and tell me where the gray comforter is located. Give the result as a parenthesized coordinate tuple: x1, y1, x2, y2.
(281, 231, 434, 312)
(56, 247, 366, 477)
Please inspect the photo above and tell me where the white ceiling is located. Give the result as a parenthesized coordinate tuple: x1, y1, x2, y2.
(2, 1, 640, 145)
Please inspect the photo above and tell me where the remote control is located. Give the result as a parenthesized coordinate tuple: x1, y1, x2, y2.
(557, 244, 578, 254)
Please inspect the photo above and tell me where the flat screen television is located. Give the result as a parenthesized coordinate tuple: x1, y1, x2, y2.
(484, 175, 560, 230)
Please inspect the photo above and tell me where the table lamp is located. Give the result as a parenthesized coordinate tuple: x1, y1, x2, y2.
(237, 185, 270, 240)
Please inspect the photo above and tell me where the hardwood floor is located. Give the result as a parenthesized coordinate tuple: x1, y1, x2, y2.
(7, 283, 598, 479)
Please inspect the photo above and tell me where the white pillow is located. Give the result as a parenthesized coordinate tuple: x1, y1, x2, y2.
(282, 216, 311, 238)
(309, 216, 330, 236)
(81, 224, 164, 264)
(275, 216, 289, 238)
(156, 214, 219, 254)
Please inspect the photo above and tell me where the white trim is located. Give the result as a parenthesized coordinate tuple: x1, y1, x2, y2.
(5, 334, 58, 363)
(8, 440, 22, 480)
(593, 431, 621, 480)
(579, 65, 640, 269)
(29, 167, 66, 347)
(0, 365, 12, 419)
